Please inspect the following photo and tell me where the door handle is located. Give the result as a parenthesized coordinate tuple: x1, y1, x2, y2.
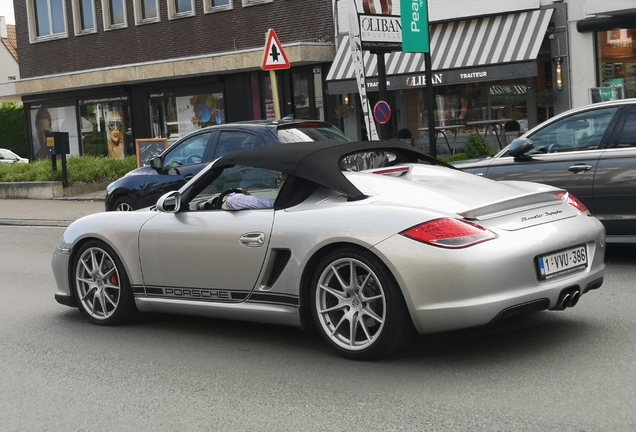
(239, 232, 266, 247)
(568, 164, 592, 173)
(184, 174, 194, 181)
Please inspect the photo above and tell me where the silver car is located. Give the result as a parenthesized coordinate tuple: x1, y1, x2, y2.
(0, 148, 28, 164)
(456, 99, 636, 243)
(52, 141, 606, 359)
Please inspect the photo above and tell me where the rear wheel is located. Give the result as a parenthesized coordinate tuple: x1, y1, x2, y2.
(72, 240, 136, 325)
(113, 196, 136, 211)
(310, 247, 415, 360)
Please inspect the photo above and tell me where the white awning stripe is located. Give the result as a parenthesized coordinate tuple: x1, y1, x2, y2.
(327, 8, 554, 82)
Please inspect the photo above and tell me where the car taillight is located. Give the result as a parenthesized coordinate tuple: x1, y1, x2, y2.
(555, 192, 590, 215)
(400, 218, 497, 249)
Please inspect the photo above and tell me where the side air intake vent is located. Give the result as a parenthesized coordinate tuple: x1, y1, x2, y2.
(264, 249, 292, 288)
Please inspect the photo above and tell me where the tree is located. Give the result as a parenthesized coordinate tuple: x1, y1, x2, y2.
(0, 103, 28, 157)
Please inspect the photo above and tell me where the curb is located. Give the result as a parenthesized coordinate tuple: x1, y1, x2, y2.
(0, 181, 109, 200)
(0, 218, 74, 227)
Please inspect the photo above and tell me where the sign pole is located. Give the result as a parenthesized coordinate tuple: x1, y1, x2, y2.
(425, 52, 437, 159)
(270, 70, 281, 120)
(377, 52, 388, 140)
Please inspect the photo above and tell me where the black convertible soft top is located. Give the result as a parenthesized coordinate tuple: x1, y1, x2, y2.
(214, 140, 452, 202)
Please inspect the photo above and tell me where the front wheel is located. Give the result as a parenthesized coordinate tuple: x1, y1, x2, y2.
(112, 196, 136, 211)
(72, 241, 136, 325)
(310, 248, 415, 360)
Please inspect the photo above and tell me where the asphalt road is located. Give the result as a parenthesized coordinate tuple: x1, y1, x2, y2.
(1, 226, 635, 431)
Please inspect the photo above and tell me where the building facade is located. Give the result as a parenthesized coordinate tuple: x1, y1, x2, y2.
(0, 16, 20, 103)
(326, 0, 636, 146)
(327, 0, 566, 143)
(567, 0, 636, 108)
(13, 0, 339, 160)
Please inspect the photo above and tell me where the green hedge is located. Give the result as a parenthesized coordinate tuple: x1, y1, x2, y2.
(0, 155, 137, 184)
(0, 103, 27, 157)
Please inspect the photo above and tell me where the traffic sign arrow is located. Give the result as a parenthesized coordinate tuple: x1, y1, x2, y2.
(262, 29, 291, 71)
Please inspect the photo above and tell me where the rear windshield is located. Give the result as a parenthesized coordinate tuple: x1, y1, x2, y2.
(277, 124, 349, 143)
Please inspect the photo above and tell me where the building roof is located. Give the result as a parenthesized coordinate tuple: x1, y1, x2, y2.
(2, 24, 18, 62)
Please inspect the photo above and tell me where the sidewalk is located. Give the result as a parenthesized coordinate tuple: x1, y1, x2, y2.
(0, 190, 106, 227)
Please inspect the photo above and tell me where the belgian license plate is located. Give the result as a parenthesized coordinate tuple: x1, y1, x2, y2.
(537, 245, 587, 280)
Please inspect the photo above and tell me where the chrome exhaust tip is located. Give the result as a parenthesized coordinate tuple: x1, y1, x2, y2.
(569, 290, 581, 308)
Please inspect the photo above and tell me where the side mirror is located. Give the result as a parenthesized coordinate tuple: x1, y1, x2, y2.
(508, 138, 534, 158)
(156, 191, 181, 213)
(150, 156, 163, 170)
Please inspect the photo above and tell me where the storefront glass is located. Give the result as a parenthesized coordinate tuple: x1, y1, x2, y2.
(29, 103, 80, 160)
(597, 28, 636, 99)
(149, 91, 225, 146)
(406, 79, 528, 133)
(78, 96, 132, 158)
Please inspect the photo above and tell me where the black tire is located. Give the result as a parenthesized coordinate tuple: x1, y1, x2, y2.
(72, 240, 137, 326)
(113, 196, 136, 211)
(310, 247, 416, 360)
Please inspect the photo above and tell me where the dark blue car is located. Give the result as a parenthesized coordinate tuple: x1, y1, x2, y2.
(105, 120, 349, 211)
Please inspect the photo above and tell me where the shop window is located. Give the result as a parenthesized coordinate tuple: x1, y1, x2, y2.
(72, 0, 96, 34)
(292, 72, 312, 120)
(597, 28, 636, 99)
(134, 0, 160, 24)
(28, 0, 68, 41)
(79, 100, 133, 158)
(30, 104, 80, 160)
(204, 0, 232, 13)
(168, 0, 194, 19)
(149, 91, 225, 146)
(102, 0, 128, 29)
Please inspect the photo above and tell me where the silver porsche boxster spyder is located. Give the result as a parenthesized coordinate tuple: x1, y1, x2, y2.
(52, 141, 606, 359)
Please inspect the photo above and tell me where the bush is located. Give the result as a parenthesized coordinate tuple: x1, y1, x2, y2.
(0, 155, 137, 185)
(0, 103, 28, 157)
(437, 153, 468, 164)
(466, 132, 492, 158)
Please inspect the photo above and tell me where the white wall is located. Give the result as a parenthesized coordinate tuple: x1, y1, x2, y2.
(0, 16, 19, 85)
(585, 0, 636, 16)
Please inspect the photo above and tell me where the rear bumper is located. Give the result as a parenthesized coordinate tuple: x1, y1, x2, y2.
(372, 214, 606, 334)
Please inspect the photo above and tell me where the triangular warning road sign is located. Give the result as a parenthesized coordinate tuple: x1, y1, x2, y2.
(261, 29, 291, 71)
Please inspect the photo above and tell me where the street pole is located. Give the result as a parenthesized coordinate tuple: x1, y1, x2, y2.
(270, 70, 281, 120)
(377, 52, 388, 140)
(425, 52, 436, 159)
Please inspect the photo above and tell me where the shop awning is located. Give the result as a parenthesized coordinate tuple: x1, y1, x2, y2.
(327, 8, 554, 94)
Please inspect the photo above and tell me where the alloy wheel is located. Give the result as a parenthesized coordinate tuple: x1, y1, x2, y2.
(315, 257, 386, 352)
(75, 246, 122, 321)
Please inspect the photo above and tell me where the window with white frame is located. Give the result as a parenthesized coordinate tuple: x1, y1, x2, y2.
(242, 0, 272, 7)
(72, 0, 97, 34)
(28, 0, 68, 41)
(204, 0, 232, 14)
(168, 0, 194, 19)
(134, 0, 160, 24)
(102, 0, 128, 29)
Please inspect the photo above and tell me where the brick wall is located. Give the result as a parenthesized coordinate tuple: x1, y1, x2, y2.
(15, 0, 335, 79)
